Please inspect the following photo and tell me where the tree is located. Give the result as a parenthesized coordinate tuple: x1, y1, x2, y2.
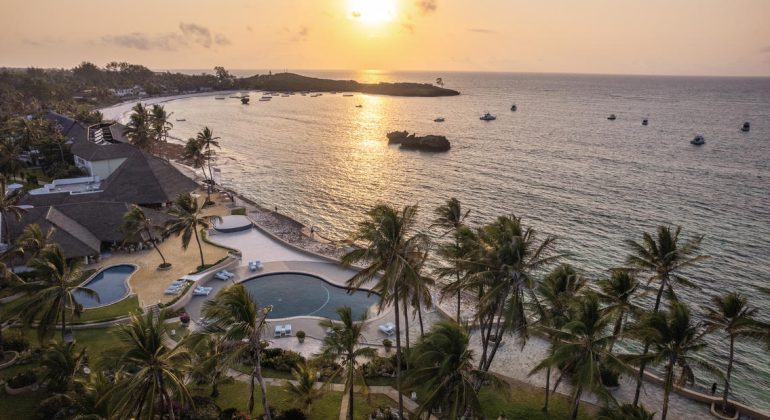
(201, 284, 273, 418)
(340, 204, 429, 418)
(121, 204, 169, 268)
(100, 309, 192, 420)
(433, 197, 471, 322)
(149, 104, 173, 160)
(15, 245, 98, 341)
(319, 306, 377, 420)
(597, 270, 640, 352)
(0, 174, 26, 252)
(466, 215, 559, 372)
(186, 332, 231, 398)
(182, 136, 209, 186)
(285, 362, 323, 413)
(435, 77, 444, 87)
(625, 226, 707, 406)
(123, 103, 153, 152)
(195, 127, 220, 204)
(404, 320, 492, 418)
(436, 225, 480, 322)
(625, 302, 714, 420)
(40, 340, 87, 392)
(530, 293, 622, 420)
(0, 253, 21, 359)
(164, 192, 221, 269)
(15, 223, 54, 260)
(534, 263, 586, 413)
(704, 292, 758, 414)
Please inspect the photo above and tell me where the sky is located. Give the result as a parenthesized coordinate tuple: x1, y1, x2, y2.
(1, 0, 770, 76)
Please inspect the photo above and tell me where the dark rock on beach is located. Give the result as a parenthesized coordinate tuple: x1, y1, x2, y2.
(387, 131, 451, 152)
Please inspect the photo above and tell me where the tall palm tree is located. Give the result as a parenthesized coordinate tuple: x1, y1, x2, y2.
(530, 293, 621, 420)
(182, 136, 209, 187)
(196, 127, 220, 204)
(404, 320, 493, 418)
(0, 174, 26, 254)
(164, 193, 221, 269)
(434, 197, 471, 321)
(704, 291, 758, 414)
(15, 223, 54, 260)
(149, 104, 173, 160)
(40, 340, 87, 392)
(201, 284, 273, 418)
(534, 263, 586, 413)
(0, 254, 21, 359)
(437, 225, 481, 322)
(319, 306, 377, 420)
(0, 138, 24, 179)
(285, 362, 323, 413)
(121, 204, 169, 268)
(340, 203, 429, 418)
(123, 103, 152, 152)
(100, 310, 192, 420)
(597, 270, 640, 352)
(626, 302, 713, 420)
(625, 225, 707, 406)
(15, 245, 98, 341)
(466, 215, 559, 372)
(186, 332, 231, 398)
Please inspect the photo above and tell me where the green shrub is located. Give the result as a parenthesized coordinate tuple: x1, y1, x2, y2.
(3, 330, 30, 352)
(363, 355, 395, 377)
(230, 207, 246, 216)
(260, 348, 305, 372)
(34, 394, 76, 419)
(276, 408, 307, 420)
(7, 370, 38, 388)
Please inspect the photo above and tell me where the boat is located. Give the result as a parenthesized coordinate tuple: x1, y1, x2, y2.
(215, 97, 226, 100)
(691, 134, 705, 145)
(642, 118, 649, 126)
(480, 112, 496, 121)
(229, 96, 240, 99)
(741, 122, 750, 132)
(607, 114, 617, 120)
(434, 117, 445, 122)
(175, 118, 186, 122)
(259, 97, 271, 102)
(510, 104, 517, 112)
(241, 97, 250, 104)
(281, 94, 290, 97)
(355, 104, 363, 108)
(343, 93, 354, 97)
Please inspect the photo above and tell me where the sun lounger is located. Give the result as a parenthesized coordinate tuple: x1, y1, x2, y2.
(248, 261, 263, 271)
(214, 272, 230, 281)
(378, 323, 395, 336)
(283, 324, 292, 336)
(193, 286, 212, 296)
(274, 325, 285, 337)
(222, 270, 235, 278)
(170, 279, 187, 286)
(164, 286, 181, 295)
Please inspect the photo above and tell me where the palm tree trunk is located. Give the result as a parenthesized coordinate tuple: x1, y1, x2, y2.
(661, 360, 675, 420)
(60, 305, 67, 341)
(347, 373, 354, 420)
(403, 300, 410, 353)
(543, 366, 551, 412)
(570, 386, 583, 420)
(477, 311, 495, 371)
(482, 298, 508, 371)
(456, 289, 461, 323)
(147, 231, 167, 265)
(394, 283, 404, 418)
(254, 348, 271, 420)
(722, 335, 735, 414)
(417, 302, 424, 338)
(193, 227, 205, 268)
(608, 311, 624, 353)
(206, 151, 213, 204)
(159, 374, 176, 420)
(634, 280, 668, 406)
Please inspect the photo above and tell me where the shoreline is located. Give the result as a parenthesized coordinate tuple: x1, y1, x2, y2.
(100, 90, 244, 121)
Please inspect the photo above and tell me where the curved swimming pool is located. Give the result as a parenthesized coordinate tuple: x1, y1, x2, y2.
(242, 273, 380, 320)
(74, 264, 136, 308)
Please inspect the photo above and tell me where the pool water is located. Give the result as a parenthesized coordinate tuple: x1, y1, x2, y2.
(74, 265, 136, 308)
(242, 273, 380, 320)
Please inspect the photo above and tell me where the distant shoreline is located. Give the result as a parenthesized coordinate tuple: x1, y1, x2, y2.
(100, 90, 242, 121)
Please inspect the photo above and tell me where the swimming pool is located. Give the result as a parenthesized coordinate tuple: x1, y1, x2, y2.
(74, 265, 136, 308)
(241, 273, 380, 320)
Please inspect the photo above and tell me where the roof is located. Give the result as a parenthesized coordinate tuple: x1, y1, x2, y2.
(5, 202, 171, 259)
(43, 111, 87, 142)
(69, 137, 136, 161)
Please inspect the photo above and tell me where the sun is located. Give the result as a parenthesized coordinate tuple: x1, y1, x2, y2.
(349, 0, 396, 24)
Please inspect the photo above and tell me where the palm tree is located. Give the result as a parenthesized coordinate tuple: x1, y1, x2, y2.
(534, 263, 586, 413)
(436, 225, 480, 322)
(149, 104, 173, 160)
(434, 197, 471, 321)
(625, 225, 707, 406)
(15, 223, 54, 260)
(100, 309, 192, 420)
(40, 340, 87, 392)
(319, 306, 377, 420)
(164, 193, 221, 269)
(597, 403, 655, 420)
(340, 203, 429, 417)
(201, 284, 273, 418)
(0, 254, 21, 359)
(186, 332, 231, 398)
(626, 302, 713, 420)
(597, 270, 640, 352)
(182, 136, 209, 186)
(530, 293, 622, 420)
(285, 362, 323, 413)
(123, 103, 152, 152)
(466, 215, 560, 372)
(0, 138, 24, 179)
(196, 126, 220, 204)
(704, 291, 758, 414)
(121, 204, 169, 268)
(0, 174, 26, 254)
(404, 320, 493, 418)
(15, 245, 99, 341)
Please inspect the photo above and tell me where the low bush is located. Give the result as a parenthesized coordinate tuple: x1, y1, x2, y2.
(180, 396, 221, 420)
(363, 355, 396, 378)
(3, 330, 30, 352)
(230, 207, 246, 216)
(260, 348, 305, 372)
(7, 370, 38, 388)
(34, 394, 76, 420)
(277, 408, 307, 420)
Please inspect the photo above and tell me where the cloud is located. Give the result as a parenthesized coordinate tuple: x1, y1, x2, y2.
(417, 0, 437, 14)
(467, 28, 497, 34)
(103, 23, 231, 51)
(760, 46, 770, 54)
(289, 26, 309, 42)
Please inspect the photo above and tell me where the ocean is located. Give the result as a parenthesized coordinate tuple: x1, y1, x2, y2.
(114, 70, 770, 409)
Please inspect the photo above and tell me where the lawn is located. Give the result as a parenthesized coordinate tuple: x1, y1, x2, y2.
(74, 295, 141, 323)
(478, 383, 595, 420)
(0, 391, 51, 418)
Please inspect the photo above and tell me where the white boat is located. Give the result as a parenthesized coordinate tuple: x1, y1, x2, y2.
(691, 134, 705, 145)
(741, 122, 750, 132)
(259, 97, 271, 102)
(434, 117, 445, 122)
(607, 114, 617, 120)
(642, 118, 649, 126)
(480, 112, 496, 121)
(510, 104, 517, 112)
(281, 94, 290, 97)
(175, 118, 186, 122)
(343, 93, 354, 97)
(214, 97, 226, 100)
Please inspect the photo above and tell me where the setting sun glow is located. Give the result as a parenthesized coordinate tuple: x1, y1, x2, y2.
(348, 0, 396, 24)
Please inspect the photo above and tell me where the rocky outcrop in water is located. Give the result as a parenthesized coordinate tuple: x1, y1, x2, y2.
(387, 131, 451, 152)
(241, 73, 460, 97)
